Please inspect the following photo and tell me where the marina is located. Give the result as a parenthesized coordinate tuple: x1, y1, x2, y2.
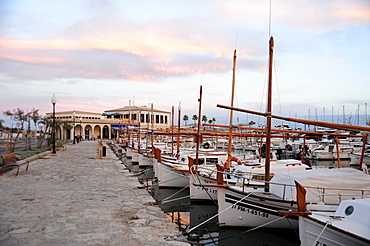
(1, 1, 369, 245)
(112, 133, 370, 245)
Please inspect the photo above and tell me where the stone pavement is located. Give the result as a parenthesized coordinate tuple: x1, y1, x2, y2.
(0, 140, 188, 246)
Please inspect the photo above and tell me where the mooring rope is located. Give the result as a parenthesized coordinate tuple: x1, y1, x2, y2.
(186, 193, 251, 234)
(202, 216, 287, 245)
(161, 184, 190, 203)
(312, 218, 332, 246)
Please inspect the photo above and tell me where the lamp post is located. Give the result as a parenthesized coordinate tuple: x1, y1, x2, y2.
(72, 111, 76, 144)
(51, 94, 57, 154)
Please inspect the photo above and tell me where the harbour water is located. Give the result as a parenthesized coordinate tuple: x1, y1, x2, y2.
(138, 158, 353, 246)
(150, 184, 300, 246)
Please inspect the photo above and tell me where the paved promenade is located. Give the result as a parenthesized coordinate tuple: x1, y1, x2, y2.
(0, 141, 188, 246)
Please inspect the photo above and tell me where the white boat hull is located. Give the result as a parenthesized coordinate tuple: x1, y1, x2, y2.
(350, 153, 370, 165)
(299, 199, 370, 246)
(217, 186, 298, 229)
(299, 216, 370, 246)
(189, 173, 218, 201)
(155, 162, 189, 188)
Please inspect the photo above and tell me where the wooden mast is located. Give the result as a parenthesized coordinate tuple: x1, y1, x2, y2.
(177, 102, 181, 157)
(195, 86, 203, 165)
(226, 50, 237, 169)
(265, 36, 274, 193)
(171, 106, 174, 156)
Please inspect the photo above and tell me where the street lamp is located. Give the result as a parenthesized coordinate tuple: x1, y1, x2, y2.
(51, 94, 57, 154)
(72, 111, 76, 144)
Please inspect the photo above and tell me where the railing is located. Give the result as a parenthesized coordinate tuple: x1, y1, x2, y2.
(209, 168, 370, 204)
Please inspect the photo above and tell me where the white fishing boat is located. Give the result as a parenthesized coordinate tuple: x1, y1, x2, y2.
(299, 198, 370, 246)
(217, 168, 370, 229)
(279, 181, 370, 246)
(311, 143, 354, 160)
(350, 147, 370, 166)
(189, 158, 308, 202)
(152, 147, 228, 188)
(216, 36, 370, 230)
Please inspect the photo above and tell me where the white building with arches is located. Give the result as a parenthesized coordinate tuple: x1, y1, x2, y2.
(46, 106, 171, 141)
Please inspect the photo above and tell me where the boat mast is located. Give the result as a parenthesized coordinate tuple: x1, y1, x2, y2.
(195, 86, 203, 165)
(177, 102, 181, 157)
(226, 50, 237, 169)
(265, 36, 274, 193)
(171, 106, 174, 156)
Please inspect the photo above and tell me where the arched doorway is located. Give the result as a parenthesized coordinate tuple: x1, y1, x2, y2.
(85, 125, 92, 140)
(102, 126, 110, 139)
(93, 125, 101, 139)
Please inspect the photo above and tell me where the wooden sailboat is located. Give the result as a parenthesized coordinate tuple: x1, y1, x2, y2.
(216, 36, 370, 229)
(188, 46, 309, 203)
(279, 182, 370, 246)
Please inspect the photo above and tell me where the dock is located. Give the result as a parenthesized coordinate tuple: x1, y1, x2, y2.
(0, 140, 188, 246)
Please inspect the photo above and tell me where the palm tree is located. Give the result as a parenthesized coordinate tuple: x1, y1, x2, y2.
(192, 115, 198, 127)
(3, 108, 28, 152)
(202, 115, 207, 124)
(183, 114, 189, 126)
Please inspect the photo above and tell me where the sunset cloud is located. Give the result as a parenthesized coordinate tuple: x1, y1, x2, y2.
(0, 0, 369, 125)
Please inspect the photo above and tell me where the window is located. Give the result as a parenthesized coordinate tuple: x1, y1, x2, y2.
(206, 158, 219, 164)
(146, 114, 149, 123)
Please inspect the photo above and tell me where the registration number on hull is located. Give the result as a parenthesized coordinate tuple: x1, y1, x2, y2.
(232, 204, 270, 218)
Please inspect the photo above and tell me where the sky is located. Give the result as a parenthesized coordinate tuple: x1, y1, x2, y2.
(1, 0, 370, 127)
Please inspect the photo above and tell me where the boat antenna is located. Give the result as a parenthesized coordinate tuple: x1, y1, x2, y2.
(269, 0, 272, 37)
(235, 22, 240, 50)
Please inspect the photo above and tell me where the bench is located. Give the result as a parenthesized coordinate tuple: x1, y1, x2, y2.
(1, 152, 29, 175)
(56, 142, 66, 151)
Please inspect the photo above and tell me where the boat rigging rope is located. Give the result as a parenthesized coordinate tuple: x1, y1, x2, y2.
(186, 193, 251, 234)
(202, 216, 287, 245)
(161, 184, 190, 203)
(311, 218, 332, 246)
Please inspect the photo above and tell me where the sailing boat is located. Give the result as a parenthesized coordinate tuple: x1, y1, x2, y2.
(216, 36, 370, 229)
(188, 49, 309, 203)
(279, 181, 370, 246)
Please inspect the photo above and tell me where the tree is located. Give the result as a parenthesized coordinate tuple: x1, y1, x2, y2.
(3, 108, 29, 152)
(63, 120, 73, 140)
(30, 109, 41, 148)
(202, 115, 207, 124)
(192, 115, 198, 126)
(183, 115, 189, 126)
(37, 116, 52, 148)
(37, 116, 65, 148)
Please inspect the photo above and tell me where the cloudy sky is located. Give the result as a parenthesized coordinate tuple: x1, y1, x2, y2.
(1, 0, 369, 127)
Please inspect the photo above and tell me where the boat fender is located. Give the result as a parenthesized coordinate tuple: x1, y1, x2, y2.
(224, 157, 242, 168)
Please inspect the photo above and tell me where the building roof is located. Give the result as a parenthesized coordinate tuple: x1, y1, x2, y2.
(104, 105, 170, 114)
(46, 110, 102, 116)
